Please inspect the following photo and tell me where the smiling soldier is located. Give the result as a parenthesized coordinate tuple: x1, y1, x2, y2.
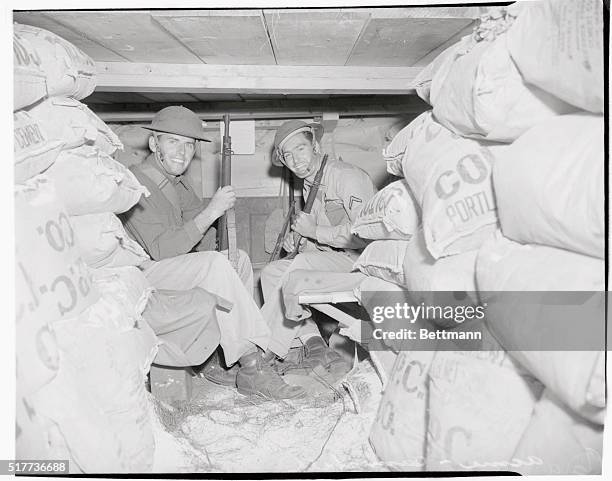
(120, 106, 305, 399)
(260, 120, 377, 379)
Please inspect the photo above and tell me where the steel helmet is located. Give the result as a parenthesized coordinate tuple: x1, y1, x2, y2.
(144, 106, 211, 142)
(272, 120, 323, 166)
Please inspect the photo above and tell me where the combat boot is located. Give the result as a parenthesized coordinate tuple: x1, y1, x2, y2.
(236, 350, 306, 400)
(196, 351, 239, 387)
(276, 336, 352, 381)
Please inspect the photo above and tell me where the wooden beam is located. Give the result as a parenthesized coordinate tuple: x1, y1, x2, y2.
(87, 96, 429, 122)
(94, 62, 422, 95)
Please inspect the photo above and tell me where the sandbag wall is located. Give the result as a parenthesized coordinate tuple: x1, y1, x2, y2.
(351, 1, 605, 474)
(14, 23, 160, 473)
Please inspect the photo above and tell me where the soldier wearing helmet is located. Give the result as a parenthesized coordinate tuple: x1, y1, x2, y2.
(121, 106, 305, 400)
(122, 106, 239, 267)
(260, 119, 377, 379)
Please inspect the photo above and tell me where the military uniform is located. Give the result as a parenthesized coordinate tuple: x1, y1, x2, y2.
(120, 154, 266, 366)
(121, 154, 253, 290)
(260, 158, 377, 357)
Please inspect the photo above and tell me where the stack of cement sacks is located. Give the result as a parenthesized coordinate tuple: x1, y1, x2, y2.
(110, 124, 152, 167)
(353, 0, 605, 474)
(14, 23, 160, 473)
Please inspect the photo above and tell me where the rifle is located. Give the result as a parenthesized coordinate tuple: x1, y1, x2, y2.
(285, 153, 328, 260)
(218, 114, 239, 270)
(269, 168, 295, 262)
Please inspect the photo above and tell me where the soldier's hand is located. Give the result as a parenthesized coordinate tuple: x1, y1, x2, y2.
(209, 186, 236, 219)
(283, 233, 307, 254)
(292, 212, 317, 239)
(282, 232, 296, 253)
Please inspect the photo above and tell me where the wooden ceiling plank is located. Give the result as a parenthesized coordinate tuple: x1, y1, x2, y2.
(152, 10, 265, 18)
(151, 11, 275, 65)
(13, 11, 128, 62)
(347, 17, 474, 66)
(413, 21, 476, 67)
(190, 93, 244, 101)
(263, 9, 370, 65)
(369, 7, 482, 19)
(43, 11, 203, 63)
(94, 62, 422, 95)
(81, 91, 156, 104)
(344, 13, 372, 66)
(138, 93, 203, 103)
(78, 92, 112, 104)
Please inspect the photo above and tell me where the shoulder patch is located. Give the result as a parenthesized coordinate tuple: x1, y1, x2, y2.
(349, 195, 363, 210)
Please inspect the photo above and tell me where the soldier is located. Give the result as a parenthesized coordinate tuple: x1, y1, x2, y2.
(261, 120, 377, 378)
(121, 106, 305, 399)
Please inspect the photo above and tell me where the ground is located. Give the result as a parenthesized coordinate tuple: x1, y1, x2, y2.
(148, 360, 388, 473)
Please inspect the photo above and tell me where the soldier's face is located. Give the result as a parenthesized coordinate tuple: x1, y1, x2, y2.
(153, 133, 196, 176)
(281, 133, 317, 179)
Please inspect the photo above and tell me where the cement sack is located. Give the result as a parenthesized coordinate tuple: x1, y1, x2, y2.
(16, 387, 73, 466)
(511, 389, 603, 475)
(426, 347, 543, 471)
(15, 176, 99, 395)
(433, 33, 575, 143)
(13, 30, 47, 111)
(45, 146, 149, 216)
(354, 240, 408, 287)
(471, 6, 523, 43)
(27, 97, 123, 155)
(476, 232, 606, 424)
(369, 350, 435, 470)
(416, 5, 522, 106)
(34, 308, 157, 472)
(507, 0, 604, 113)
(402, 228, 479, 293)
(393, 111, 501, 258)
(494, 114, 604, 259)
(111, 124, 151, 150)
(382, 111, 448, 178)
(91, 266, 154, 331)
(114, 146, 149, 168)
(111, 124, 151, 167)
(14, 110, 65, 183)
(414, 35, 475, 106)
(70, 212, 150, 269)
(14, 23, 96, 101)
(351, 180, 420, 241)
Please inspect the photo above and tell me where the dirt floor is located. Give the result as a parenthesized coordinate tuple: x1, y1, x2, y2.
(148, 359, 388, 473)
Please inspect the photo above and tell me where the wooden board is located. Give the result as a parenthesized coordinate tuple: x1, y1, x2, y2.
(368, 7, 482, 19)
(190, 93, 244, 102)
(152, 10, 275, 65)
(12, 12, 127, 62)
(43, 11, 202, 63)
(82, 91, 154, 104)
(347, 17, 474, 66)
(88, 96, 428, 122)
(138, 92, 201, 103)
(263, 9, 370, 65)
(94, 62, 422, 95)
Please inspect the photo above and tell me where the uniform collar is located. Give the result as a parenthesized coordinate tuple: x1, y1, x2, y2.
(144, 153, 184, 185)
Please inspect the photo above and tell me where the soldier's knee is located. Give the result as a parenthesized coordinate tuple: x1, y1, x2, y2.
(198, 250, 233, 272)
